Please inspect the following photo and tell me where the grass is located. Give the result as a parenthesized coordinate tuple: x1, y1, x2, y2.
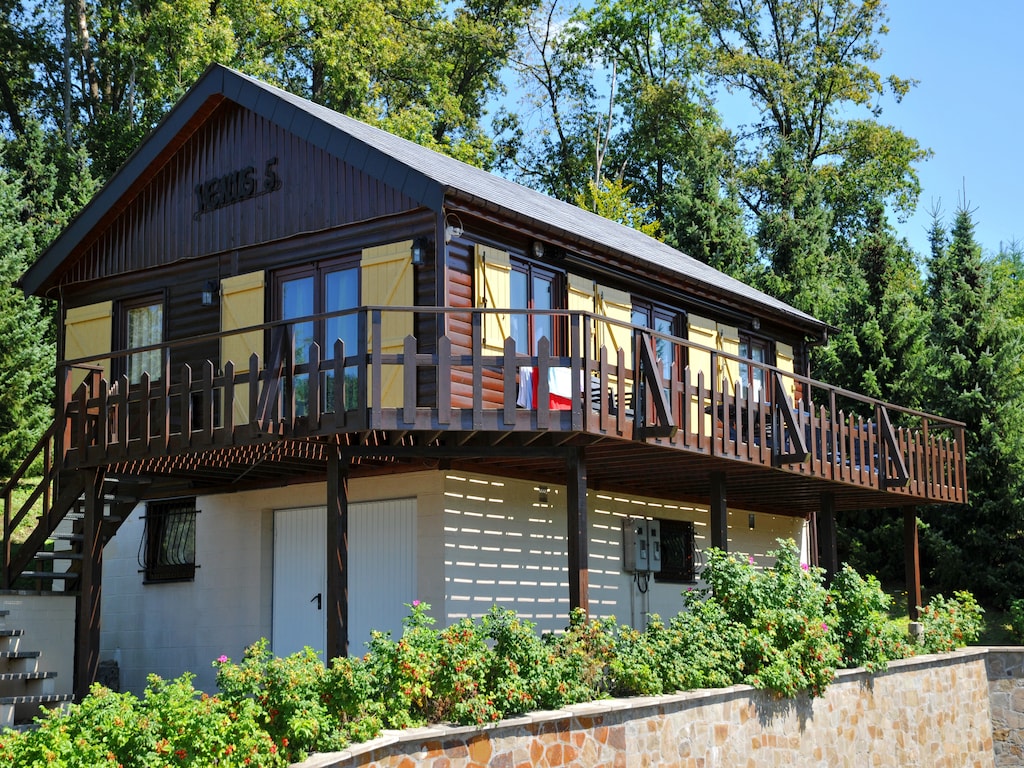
(884, 583, 1018, 647)
(3, 474, 46, 545)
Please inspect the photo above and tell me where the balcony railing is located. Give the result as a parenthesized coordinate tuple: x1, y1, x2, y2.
(56, 307, 967, 503)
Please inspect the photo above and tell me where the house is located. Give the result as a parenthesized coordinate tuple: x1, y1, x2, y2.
(6, 65, 966, 698)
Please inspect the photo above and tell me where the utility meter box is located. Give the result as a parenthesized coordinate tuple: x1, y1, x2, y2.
(622, 518, 662, 573)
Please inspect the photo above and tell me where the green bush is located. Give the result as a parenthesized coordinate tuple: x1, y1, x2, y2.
(2, 549, 985, 763)
(919, 590, 985, 653)
(0, 674, 283, 767)
(829, 565, 911, 671)
(1009, 598, 1024, 643)
(698, 540, 841, 697)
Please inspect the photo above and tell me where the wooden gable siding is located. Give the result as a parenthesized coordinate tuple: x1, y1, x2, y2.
(57, 102, 420, 288)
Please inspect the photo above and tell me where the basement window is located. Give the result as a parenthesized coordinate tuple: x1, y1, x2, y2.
(654, 519, 696, 584)
(140, 498, 197, 582)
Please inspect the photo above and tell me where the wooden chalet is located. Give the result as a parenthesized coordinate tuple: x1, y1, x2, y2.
(5, 65, 965, 699)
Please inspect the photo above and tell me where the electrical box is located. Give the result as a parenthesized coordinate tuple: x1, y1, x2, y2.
(622, 518, 662, 573)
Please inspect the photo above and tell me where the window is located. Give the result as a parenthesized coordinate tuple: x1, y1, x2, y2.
(121, 295, 164, 384)
(141, 497, 197, 582)
(632, 301, 683, 381)
(654, 519, 696, 584)
(510, 259, 562, 354)
(275, 257, 359, 415)
(739, 335, 771, 401)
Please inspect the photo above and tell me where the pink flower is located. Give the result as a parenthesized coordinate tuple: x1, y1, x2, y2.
(748, 556, 755, 565)
(217, 655, 228, 663)
(412, 600, 421, 607)
(821, 622, 828, 632)
(801, 563, 809, 571)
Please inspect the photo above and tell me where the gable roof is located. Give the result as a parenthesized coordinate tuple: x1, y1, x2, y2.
(22, 64, 828, 336)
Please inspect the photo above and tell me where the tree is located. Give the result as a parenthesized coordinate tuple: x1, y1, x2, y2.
(0, 124, 93, 474)
(920, 205, 1024, 605)
(687, 0, 930, 312)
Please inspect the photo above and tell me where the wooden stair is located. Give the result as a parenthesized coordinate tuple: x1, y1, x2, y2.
(0, 610, 73, 728)
(3, 421, 143, 591)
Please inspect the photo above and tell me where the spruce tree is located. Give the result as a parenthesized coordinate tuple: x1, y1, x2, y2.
(921, 205, 1024, 605)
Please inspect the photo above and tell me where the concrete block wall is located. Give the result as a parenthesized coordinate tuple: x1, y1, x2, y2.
(300, 648, 1002, 768)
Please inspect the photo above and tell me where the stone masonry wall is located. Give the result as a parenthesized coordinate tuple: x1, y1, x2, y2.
(987, 648, 1024, 767)
(299, 648, 1004, 768)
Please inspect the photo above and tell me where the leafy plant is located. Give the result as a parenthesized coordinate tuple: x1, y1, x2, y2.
(919, 590, 985, 653)
(829, 565, 911, 671)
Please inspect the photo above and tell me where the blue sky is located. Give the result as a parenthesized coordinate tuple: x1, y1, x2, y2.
(878, 2, 1022, 256)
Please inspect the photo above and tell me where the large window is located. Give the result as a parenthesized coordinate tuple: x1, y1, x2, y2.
(121, 295, 164, 384)
(140, 497, 197, 582)
(739, 335, 770, 401)
(510, 259, 562, 354)
(632, 301, 683, 381)
(275, 258, 359, 415)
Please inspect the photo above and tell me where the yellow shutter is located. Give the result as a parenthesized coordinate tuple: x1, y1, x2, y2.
(718, 323, 741, 396)
(221, 272, 265, 375)
(567, 274, 595, 355)
(221, 271, 265, 425)
(686, 315, 717, 386)
(362, 240, 414, 407)
(775, 341, 797, 405)
(595, 285, 631, 355)
(474, 244, 511, 354)
(64, 301, 112, 390)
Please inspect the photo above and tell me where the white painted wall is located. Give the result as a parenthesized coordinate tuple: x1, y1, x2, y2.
(442, 472, 807, 634)
(99, 468, 805, 694)
(100, 473, 443, 694)
(0, 592, 75, 694)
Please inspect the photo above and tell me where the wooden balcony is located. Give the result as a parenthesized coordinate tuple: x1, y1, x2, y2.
(56, 307, 967, 515)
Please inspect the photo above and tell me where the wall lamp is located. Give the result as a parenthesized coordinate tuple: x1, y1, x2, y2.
(444, 212, 464, 243)
(411, 236, 429, 266)
(531, 240, 545, 260)
(748, 513, 756, 530)
(201, 280, 218, 307)
(538, 485, 549, 505)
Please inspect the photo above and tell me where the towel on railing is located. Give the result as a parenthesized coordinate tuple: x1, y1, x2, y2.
(516, 367, 572, 410)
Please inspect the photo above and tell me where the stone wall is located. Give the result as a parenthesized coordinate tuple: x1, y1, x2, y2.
(987, 648, 1024, 767)
(298, 648, 1008, 768)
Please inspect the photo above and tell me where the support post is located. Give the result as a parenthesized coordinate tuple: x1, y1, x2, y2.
(710, 472, 727, 551)
(74, 469, 104, 701)
(904, 507, 922, 621)
(567, 447, 589, 615)
(326, 447, 349, 659)
(817, 492, 838, 581)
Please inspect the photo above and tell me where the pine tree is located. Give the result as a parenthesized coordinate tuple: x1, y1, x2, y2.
(921, 205, 1024, 605)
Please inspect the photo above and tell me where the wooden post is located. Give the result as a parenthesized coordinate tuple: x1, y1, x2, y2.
(710, 472, 728, 551)
(326, 447, 349, 658)
(567, 447, 589, 615)
(904, 507, 922, 621)
(74, 469, 104, 701)
(817, 492, 838, 581)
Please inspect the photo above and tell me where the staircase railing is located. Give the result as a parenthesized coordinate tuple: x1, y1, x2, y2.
(2, 421, 60, 589)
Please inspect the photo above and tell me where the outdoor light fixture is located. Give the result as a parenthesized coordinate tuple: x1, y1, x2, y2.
(411, 236, 428, 266)
(444, 212, 464, 243)
(531, 240, 545, 259)
(538, 486, 549, 504)
(201, 280, 218, 307)
(748, 513, 756, 530)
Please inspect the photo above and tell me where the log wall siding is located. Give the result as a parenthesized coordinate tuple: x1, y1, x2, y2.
(57, 102, 419, 288)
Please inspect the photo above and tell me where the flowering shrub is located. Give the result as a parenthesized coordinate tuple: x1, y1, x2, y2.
(919, 590, 985, 653)
(215, 638, 359, 762)
(2, 546, 985, 763)
(697, 541, 841, 697)
(0, 674, 283, 767)
(830, 565, 912, 671)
